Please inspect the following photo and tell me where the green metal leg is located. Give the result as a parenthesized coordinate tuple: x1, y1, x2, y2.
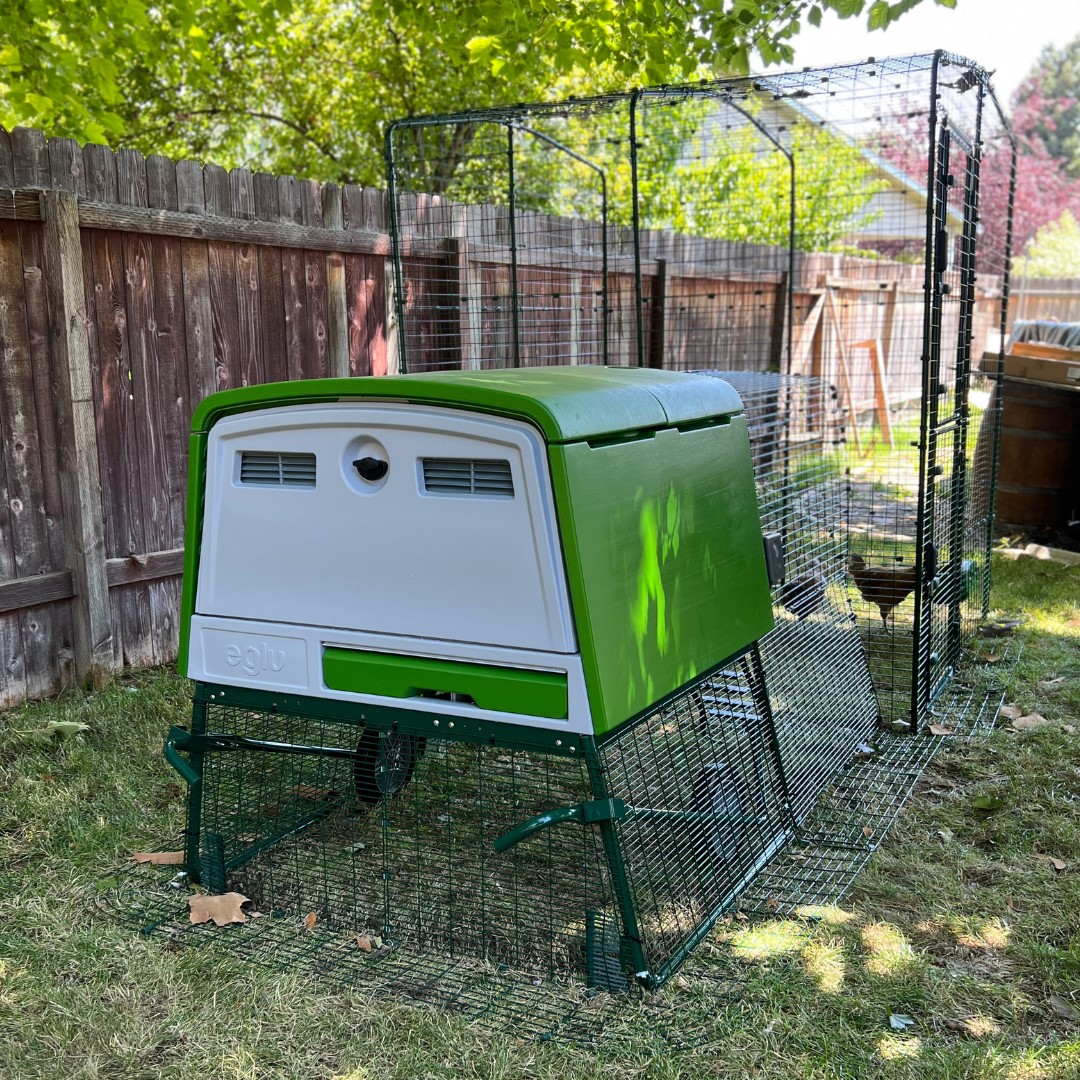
(581, 738, 649, 988)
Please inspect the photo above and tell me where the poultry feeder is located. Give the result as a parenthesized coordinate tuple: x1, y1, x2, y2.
(167, 364, 799, 990)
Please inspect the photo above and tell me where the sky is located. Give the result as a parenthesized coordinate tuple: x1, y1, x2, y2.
(786, 0, 1080, 106)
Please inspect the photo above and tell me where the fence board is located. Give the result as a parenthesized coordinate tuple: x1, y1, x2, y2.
(278, 176, 307, 380)
(116, 147, 160, 667)
(230, 168, 263, 389)
(253, 173, 288, 385)
(301, 179, 329, 380)
(15, 215, 69, 697)
(146, 155, 187, 660)
(0, 218, 31, 704)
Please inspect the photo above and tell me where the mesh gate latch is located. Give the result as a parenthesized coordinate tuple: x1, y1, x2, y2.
(493, 797, 627, 853)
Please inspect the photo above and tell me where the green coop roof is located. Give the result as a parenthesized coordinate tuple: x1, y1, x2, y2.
(190, 367, 745, 443)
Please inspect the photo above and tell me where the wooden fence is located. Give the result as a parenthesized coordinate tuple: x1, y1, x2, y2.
(1009, 277, 1080, 326)
(0, 125, 1008, 707)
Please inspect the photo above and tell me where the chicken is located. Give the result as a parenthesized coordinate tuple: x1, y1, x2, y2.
(778, 558, 827, 620)
(848, 553, 919, 628)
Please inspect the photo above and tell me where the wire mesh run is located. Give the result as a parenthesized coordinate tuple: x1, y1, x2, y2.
(387, 50, 1015, 733)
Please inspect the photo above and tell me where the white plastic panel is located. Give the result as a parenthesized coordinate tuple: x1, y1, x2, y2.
(195, 403, 576, 653)
(187, 614, 594, 735)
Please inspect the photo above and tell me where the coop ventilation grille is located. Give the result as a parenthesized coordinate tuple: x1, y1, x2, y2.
(422, 458, 514, 497)
(239, 451, 317, 488)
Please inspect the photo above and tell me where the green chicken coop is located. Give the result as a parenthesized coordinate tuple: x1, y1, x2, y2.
(167, 365, 795, 990)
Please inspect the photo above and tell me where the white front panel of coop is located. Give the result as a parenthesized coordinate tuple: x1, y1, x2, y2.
(196, 403, 576, 653)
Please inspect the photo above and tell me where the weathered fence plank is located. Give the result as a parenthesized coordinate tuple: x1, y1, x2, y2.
(43, 190, 115, 684)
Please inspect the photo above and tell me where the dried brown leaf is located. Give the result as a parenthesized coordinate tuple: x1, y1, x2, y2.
(1035, 854, 1067, 872)
(292, 784, 336, 801)
(1049, 995, 1079, 1021)
(1012, 713, 1052, 730)
(130, 851, 185, 865)
(766, 897, 779, 910)
(999, 704, 1023, 720)
(863, 826, 874, 837)
(979, 653, 1002, 664)
(928, 724, 954, 736)
(355, 935, 372, 953)
(304, 911, 318, 931)
(1039, 676, 1065, 689)
(188, 893, 250, 927)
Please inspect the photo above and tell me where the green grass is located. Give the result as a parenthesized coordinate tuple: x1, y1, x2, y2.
(1, 554, 1078, 1079)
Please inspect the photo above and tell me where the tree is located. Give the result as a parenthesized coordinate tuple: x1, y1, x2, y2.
(0, 0, 291, 146)
(0, 0, 950, 184)
(1015, 210, 1080, 278)
(1011, 36, 1080, 177)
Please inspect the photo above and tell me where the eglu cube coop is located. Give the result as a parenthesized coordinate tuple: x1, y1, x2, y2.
(170, 366, 800, 989)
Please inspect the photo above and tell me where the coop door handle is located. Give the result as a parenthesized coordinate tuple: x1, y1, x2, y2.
(493, 797, 626, 853)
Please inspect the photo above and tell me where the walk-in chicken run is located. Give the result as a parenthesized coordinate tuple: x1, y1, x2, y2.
(108, 52, 1018, 1017)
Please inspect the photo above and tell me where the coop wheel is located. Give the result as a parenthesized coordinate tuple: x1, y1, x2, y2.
(353, 730, 422, 803)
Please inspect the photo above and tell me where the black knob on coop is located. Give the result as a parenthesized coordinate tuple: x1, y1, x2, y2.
(353, 457, 389, 482)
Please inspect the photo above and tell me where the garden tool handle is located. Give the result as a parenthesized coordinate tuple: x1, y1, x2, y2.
(493, 797, 626, 853)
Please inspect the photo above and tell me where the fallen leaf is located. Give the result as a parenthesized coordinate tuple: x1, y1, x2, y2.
(355, 935, 372, 952)
(979, 653, 1002, 664)
(292, 784, 336, 801)
(863, 826, 874, 837)
(1049, 995, 1079, 1021)
(188, 893, 250, 927)
(1035, 855, 1067, 872)
(937, 828, 954, 843)
(999, 704, 1023, 720)
(1064, 725, 1077, 736)
(766, 897, 779, 909)
(304, 911, 318, 931)
(1039, 676, 1065, 689)
(130, 851, 185, 865)
(16, 720, 90, 745)
(929, 724, 954, 736)
(1012, 713, 1052, 730)
(889, 1013, 916, 1031)
(45, 721, 90, 737)
(373, 936, 383, 949)
(972, 794, 1003, 811)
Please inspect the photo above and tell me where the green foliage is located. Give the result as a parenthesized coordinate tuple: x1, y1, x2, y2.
(2, 0, 937, 187)
(638, 111, 886, 251)
(1013, 34, 1080, 178)
(1016, 210, 1080, 278)
(490, 98, 886, 254)
(0, 0, 291, 147)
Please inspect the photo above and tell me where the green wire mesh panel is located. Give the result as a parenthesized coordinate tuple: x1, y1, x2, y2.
(386, 53, 1016, 734)
(192, 695, 616, 982)
(178, 651, 795, 993)
(595, 651, 794, 985)
(699, 372, 880, 821)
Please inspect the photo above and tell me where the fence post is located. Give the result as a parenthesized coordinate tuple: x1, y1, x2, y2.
(648, 258, 667, 368)
(42, 190, 115, 685)
(321, 183, 351, 378)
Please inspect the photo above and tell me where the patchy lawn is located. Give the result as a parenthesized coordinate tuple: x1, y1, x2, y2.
(0, 554, 1077, 1079)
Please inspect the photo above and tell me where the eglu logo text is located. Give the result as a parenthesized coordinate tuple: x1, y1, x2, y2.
(223, 641, 286, 677)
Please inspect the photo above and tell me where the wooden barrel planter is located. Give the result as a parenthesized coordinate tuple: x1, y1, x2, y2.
(995, 378, 1080, 530)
